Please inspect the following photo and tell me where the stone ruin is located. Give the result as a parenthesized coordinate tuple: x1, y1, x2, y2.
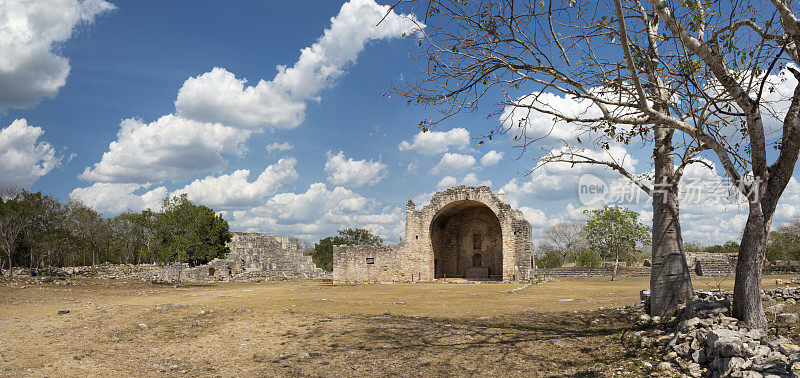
(685, 252, 736, 277)
(220, 232, 327, 279)
(174, 232, 328, 281)
(333, 186, 534, 284)
(635, 289, 800, 376)
(61, 232, 329, 283)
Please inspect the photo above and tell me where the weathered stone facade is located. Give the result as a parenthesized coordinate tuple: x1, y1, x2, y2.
(684, 252, 736, 276)
(225, 232, 327, 278)
(333, 186, 534, 284)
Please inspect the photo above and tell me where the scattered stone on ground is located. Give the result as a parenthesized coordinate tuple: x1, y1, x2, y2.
(636, 288, 800, 377)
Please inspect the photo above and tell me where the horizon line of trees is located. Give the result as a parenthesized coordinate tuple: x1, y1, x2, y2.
(539, 207, 800, 270)
(536, 206, 651, 279)
(0, 188, 232, 276)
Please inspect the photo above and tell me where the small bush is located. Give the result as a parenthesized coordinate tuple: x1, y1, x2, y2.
(576, 250, 601, 268)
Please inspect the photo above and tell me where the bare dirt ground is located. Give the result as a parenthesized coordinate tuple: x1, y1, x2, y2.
(0, 275, 793, 377)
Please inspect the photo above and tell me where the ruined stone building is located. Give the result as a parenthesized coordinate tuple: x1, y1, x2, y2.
(63, 232, 328, 283)
(333, 186, 534, 283)
(205, 232, 328, 280)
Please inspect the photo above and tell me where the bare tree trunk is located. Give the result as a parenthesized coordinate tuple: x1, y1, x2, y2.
(612, 252, 619, 281)
(650, 126, 694, 316)
(733, 205, 770, 328)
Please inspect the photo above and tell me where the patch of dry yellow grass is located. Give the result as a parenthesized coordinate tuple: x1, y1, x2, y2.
(0, 275, 793, 376)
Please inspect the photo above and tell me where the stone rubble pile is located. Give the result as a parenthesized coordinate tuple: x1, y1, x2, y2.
(36, 261, 330, 284)
(764, 285, 800, 305)
(639, 290, 800, 377)
(5, 232, 331, 283)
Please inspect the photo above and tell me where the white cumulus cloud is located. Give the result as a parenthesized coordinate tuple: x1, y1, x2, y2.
(430, 153, 476, 174)
(69, 183, 167, 216)
(324, 151, 387, 187)
(436, 176, 458, 189)
(229, 182, 404, 240)
(80, 114, 250, 184)
(174, 0, 419, 131)
(480, 150, 503, 166)
(265, 141, 294, 153)
(398, 128, 470, 155)
(501, 145, 637, 206)
(518, 206, 549, 228)
(436, 173, 492, 189)
(172, 158, 299, 209)
(0, 0, 114, 111)
(82, 0, 418, 189)
(0, 119, 61, 187)
(175, 67, 306, 130)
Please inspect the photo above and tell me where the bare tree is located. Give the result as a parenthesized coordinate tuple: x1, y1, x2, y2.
(66, 200, 111, 267)
(390, 0, 695, 317)
(0, 187, 26, 276)
(391, 0, 800, 328)
(541, 220, 587, 265)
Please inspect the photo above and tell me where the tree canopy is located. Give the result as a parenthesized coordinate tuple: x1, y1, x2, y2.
(155, 194, 232, 266)
(0, 189, 231, 274)
(584, 206, 651, 280)
(768, 218, 800, 261)
(312, 228, 384, 272)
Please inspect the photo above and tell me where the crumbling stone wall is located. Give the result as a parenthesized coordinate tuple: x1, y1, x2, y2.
(534, 266, 651, 279)
(60, 263, 219, 282)
(55, 232, 329, 283)
(684, 252, 736, 276)
(334, 186, 534, 284)
(226, 232, 327, 279)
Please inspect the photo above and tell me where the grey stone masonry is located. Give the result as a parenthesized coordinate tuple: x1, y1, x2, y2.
(685, 252, 736, 277)
(334, 186, 534, 284)
(226, 232, 328, 279)
(56, 232, 330, 283)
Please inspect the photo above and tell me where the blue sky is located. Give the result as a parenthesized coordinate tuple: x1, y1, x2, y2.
(2, 0, 799, 244)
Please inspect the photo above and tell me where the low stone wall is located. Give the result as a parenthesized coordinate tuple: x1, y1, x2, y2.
(640, 290, 800, 376)
(53, 264, 207, 282)
(50, 261, 329, 283)
(764, 262, 800, 275)
(45, 232, 333, 283)
(333, 244, 423, 284)
(763, 285, 800, 303)
(534, 266, 652, 279)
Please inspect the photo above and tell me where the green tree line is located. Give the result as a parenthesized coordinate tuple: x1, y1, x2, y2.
(0, 188, 231, 276)
(685, 219, 800, 262)
(536, 206, 651, 274)
(311, 228, 383, 272)
(539, 207, 800, 270)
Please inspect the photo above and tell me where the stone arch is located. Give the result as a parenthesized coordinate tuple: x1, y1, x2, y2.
(333, 186, 533, 284)
(399, 186, 532, 282)
(429, 200, 503, 280)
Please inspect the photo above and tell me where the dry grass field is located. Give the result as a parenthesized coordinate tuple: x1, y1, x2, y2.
(0, 275, 794, 377)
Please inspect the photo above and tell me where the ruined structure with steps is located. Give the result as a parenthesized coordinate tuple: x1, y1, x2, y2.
(685, 252, 736, 277)
(225, 232, 326, 278)
(58, 232, 329, 283)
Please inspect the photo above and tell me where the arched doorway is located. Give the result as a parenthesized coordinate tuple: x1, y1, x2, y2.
(429, 200, 503, 280)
